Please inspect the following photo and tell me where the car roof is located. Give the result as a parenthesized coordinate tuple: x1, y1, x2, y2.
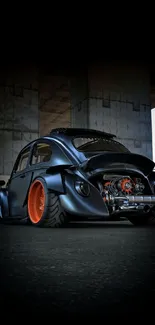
(18, 127, 116, 157)
(49, 127, 116, 139)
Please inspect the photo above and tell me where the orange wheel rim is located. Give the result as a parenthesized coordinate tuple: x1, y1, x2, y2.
(28, 180, 45, 223)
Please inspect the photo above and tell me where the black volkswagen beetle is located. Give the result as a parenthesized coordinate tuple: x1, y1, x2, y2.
(0, 127, 155, 227)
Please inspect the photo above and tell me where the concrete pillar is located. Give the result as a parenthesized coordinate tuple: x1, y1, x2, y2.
(0, 66, 39, 182)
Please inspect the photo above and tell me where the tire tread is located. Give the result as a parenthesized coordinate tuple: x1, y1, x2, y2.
(42, 192, 68, 228)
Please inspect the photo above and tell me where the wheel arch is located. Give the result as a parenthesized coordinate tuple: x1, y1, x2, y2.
(26, 172, 65, 202)
(37, 173, 65, 194)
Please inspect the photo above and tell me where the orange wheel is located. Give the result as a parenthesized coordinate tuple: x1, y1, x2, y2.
(27, 177, 69, 228)
(28, 180, 46, 224)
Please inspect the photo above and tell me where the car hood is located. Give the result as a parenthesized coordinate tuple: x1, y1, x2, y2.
(81, 152, 155, 175)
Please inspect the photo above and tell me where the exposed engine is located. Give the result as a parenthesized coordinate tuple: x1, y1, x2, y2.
(101, 174, 145, 198)
(96, 174, 154, 214)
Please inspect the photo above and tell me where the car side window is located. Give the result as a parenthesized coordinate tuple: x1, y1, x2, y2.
(15, 147, 31, 173)
(31, 142, 52, 165)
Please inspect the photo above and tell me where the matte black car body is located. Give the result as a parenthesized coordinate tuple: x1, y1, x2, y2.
(0, 127, 155, 226)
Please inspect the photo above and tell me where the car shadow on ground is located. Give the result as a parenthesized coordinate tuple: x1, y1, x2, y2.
(67, 221, 155, 228)
(1, 218, 155, 228)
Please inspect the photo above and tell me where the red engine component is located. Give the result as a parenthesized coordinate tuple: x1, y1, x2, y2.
(100, 175, 145, 203)
(119, 178, 134, 194)
(104, 181, 111, 189)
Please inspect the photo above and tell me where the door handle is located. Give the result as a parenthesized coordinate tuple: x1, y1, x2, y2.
(20, 174, 26, 178)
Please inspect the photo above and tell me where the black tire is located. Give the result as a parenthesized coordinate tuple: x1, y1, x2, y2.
(42, 191, 69, 228)
(127, 214, 151, 226)
(28, 177, 69, 228)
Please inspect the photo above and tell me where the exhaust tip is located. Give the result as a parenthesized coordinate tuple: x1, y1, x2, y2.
(144, 205, 150, 213)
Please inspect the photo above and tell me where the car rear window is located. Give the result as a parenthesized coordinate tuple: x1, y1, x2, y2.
(72, 137, 130, 153)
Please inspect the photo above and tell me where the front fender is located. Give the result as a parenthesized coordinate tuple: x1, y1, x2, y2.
(0, 188, 9, 218)
(59, 173, 109, 218)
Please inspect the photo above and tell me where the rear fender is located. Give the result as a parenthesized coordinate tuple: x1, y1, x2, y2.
(25, 169, 71, 205)
(0, 188, 9, 218)
(36, 173, 65, 194)
(59, 173, 109, 218)
(31, 172, 109, 218)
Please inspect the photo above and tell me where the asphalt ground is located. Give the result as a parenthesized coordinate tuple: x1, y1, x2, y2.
(1, 219, 155, 318)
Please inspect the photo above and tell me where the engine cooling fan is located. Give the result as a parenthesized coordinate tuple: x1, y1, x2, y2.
(117, 177, 134, 194)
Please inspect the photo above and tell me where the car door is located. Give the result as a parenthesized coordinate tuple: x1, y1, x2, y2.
(8, 145, 33, 218)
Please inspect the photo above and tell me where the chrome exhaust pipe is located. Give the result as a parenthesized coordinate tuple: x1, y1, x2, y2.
(106, 195, 155, 214)
(106, 194, 155, 206)
(113, 195, 155, 204)
(126, 196, 155, 204)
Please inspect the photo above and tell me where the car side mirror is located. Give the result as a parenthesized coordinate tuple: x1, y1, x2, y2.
(0, 180, 5, 186)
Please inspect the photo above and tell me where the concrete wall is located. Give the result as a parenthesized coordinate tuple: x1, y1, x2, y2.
(88, 62, 152, 158)
(71, 62, 152, 159)
(0, 62, 152, 184)
(39, 75, 71, 136)
(0, 70, 72, 182)
(70, 71, 89, 128)
(0, 66, 39, 182)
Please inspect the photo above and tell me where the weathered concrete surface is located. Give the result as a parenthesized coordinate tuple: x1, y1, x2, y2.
(0, 62, 153, 182)
(70, 62, 152, 159)
(0, 66, 39, 179)
(39, 75, 71, 136)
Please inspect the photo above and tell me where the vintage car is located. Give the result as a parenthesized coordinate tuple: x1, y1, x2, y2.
(0, 127, 155, 227)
